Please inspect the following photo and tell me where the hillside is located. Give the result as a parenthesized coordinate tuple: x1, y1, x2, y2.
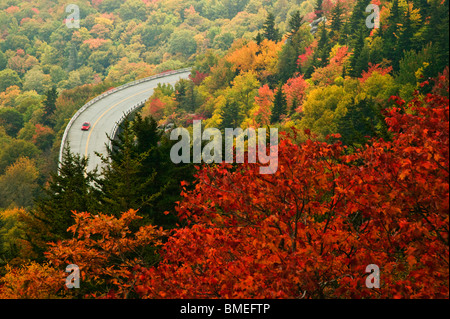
(0, 0, 448, 300)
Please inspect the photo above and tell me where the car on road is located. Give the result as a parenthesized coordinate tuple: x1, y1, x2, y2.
(81, 122, 91, 131)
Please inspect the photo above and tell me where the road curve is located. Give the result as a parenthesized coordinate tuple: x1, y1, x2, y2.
(60, 69, 192, 173)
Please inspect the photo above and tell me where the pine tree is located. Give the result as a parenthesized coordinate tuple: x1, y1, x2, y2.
(270, 84, 287, 124)
(337, 98, 386, 147)
(255, 32, 263, 46)
(277, 42, 299, 83)
(424, 0, 449, 73)
(349, 27, 366, 77)
(348, 0, 371, 42)
(0, 51, 7, 71)
(220, 100, 243, 132)
(398, 7, 414, 54)
(26, 146, 101, 259)
(316, 21, 331, 68)
(99, 117, 157, 219)
(263, 13, 281, 42)
(385, 0, 402, 70)
(315, 0, 324, 18)
(287, 10, 304, 38)
(101, 115, 195, 229)
(42, 87, 58, 127)
(330, 0, 344, 39)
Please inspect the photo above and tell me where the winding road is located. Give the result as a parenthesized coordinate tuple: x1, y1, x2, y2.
(60, 69, 192, 173)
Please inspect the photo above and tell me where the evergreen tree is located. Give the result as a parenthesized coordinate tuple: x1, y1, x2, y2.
(25, 146, 101, 259)
(424, 0, 449, 73)
(277, 42, 299, 83)
(349, 27, 366, 77)
(330, 0, 344, 39)
(0, 51, 6, 71)
(255, 32, 263, 46)
(220, 100, 243, 132)
(287, 10, 304, 38)
(384, 0, 402, 70)
(98, 117, 157, 219)
(175, 79, 198, 112)
(398, 7, 414, 54)
(348, 0, 371, 42)
(270, 84, 287, 124)
(100, 115, 195, 229)
(339, 21, 351, 46)
(263, 13, 281, 42)
(316, 21, 331, 68)
(337, 98, 386, 148)
(42, 87, 58, 127)
(315, 0, 324, 18)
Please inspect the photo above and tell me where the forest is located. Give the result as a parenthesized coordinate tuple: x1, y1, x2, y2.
(0, 0, 448, 299)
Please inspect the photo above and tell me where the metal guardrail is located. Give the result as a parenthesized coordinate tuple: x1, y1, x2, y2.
(58, 67, 192, 168)
(107, 99, 148, 151)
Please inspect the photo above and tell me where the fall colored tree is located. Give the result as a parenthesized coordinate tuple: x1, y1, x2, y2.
(282, 75, 309, 113)
(0, 157, 39, 209)
(125, 79, 448, 299)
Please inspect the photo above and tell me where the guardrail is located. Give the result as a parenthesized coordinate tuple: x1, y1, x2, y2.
(107, 99, 148, 151)
(58, 67, 192, 169)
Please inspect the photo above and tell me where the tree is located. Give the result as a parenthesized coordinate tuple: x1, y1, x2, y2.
(330, 0, 344, 39)
(0, 69, 21, 92)
(251, 84, 275, 127)
(175, 79, 198, 112)
(270, 84, 287, 123)
(287, 10, 304, 38)
(23, 146, 100, 259)
(168, 29, 198, 57)
(0, 108, 24, 138)
(0, 51, 7, 71)
(336, 97, 385, 147)
(277, 41, 300, 83)
(125, 80, 448, 299)
(98, 117, 156, 219)
(299, 84, 348, 139)
(1, 210, 167, 299)
(384, 0, 402, 70)
(219, 100, 243, 132)
(282, 75, 310, 113)
(118, 0, 148, 21)
(397, 7, 415, 61)
(22, 66, 52, 94)
(42, 87, 58, 128)
(348, 27, 367, 77)
(347, 0, 371, 41)
(315, 0, 324, 18)
(263, 13, 281, 42)
(0, 139, 40, 174)
(0, 157, 39, 209)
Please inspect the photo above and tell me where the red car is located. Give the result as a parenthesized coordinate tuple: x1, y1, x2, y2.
(81, 122, 91, 131)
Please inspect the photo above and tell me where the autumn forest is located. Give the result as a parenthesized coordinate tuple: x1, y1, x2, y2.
(0, 0, 448, 299)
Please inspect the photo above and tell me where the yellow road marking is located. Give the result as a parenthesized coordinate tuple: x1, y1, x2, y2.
(84, 80, 178, 157)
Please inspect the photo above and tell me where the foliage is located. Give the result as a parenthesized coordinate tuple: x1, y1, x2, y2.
(127, 84, 448, 299)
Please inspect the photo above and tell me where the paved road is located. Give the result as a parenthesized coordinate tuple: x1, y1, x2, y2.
(64, 70, 191, 173)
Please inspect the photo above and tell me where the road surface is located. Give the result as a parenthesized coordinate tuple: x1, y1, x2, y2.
(61, 69, 191, 173)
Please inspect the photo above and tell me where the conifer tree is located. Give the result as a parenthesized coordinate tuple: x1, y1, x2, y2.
(349, 27, 366, 77)
(315, 0, 324, 18)
(98, 117, 157, 219)
(263, 13, 281, 42)
(25, 146, 101, 259)
(316, 21, 331, 68)
(287, 10, 304, 38)
(330, 0, 344, 39)
(270, 84, 287, 124)
(220, 100, 243, 132)
(42, 87, 58, 128)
